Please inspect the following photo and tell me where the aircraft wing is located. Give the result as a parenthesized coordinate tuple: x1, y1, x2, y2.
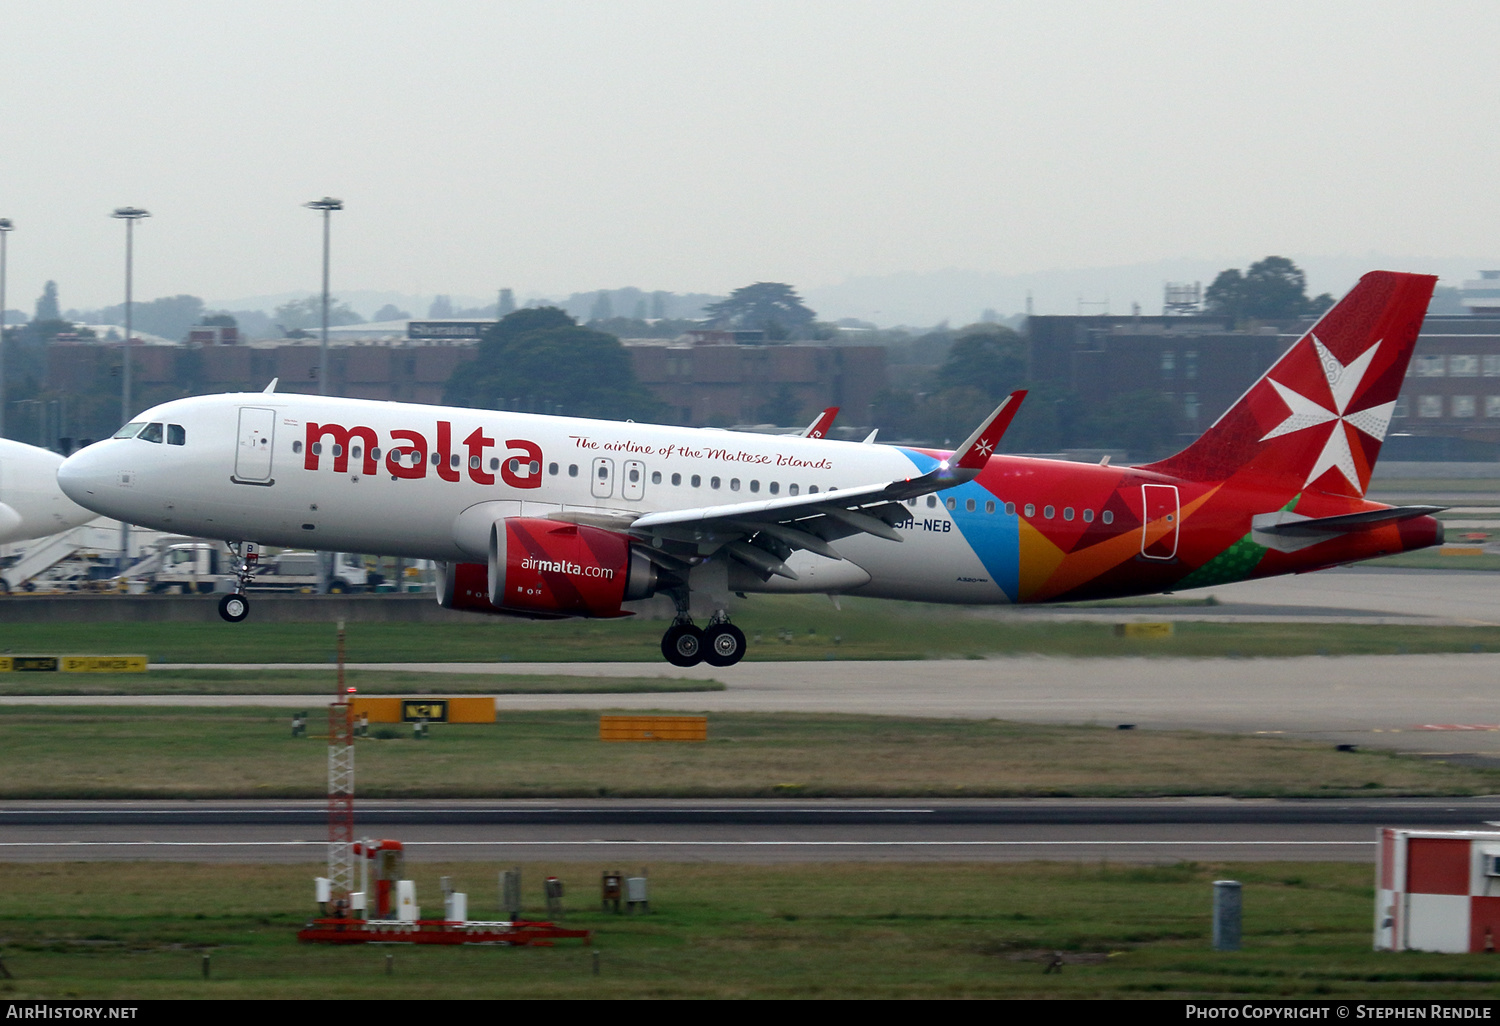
(612, 391, 1025, 580)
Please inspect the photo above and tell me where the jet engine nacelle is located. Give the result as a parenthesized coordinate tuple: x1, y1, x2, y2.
(440, 518, 656, 619)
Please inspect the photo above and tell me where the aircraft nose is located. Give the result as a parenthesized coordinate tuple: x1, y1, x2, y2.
(57, 444, 113, 510)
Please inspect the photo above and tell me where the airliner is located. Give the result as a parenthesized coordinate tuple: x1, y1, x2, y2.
(56, 270, 1444, 666)
(0, 438, 95, 544)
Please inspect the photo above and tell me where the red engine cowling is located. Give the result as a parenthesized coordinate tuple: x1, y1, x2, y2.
(439, 518, 656, 619)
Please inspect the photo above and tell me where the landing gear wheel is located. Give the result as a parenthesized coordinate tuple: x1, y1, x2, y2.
(703, 623, 747, 667)
(661, 623, 706, 667)
(218, 593, 249, 623)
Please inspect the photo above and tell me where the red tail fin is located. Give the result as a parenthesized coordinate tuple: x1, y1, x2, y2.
(1141, 270, 1436, 497)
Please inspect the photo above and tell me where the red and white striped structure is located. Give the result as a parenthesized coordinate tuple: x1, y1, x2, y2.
(1375, 828, 1500, 952)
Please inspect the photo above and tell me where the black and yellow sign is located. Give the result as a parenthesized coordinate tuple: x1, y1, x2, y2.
(402, 700, 449, 723)
(5, 656, 59, 672)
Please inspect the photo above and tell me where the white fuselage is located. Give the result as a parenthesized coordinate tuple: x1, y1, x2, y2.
(0, 438, 96, 544)
(56, 392, 1008, 604)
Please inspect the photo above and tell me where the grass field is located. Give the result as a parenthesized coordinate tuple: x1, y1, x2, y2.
(0, 707, 1490, 799)
(1, 861, 1496, 999)
(6, 599, 1500, 663)
(0, 668, 722, 697)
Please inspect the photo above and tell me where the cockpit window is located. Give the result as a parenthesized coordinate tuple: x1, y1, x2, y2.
(138, 422, 164, 443)
(113, 422, 146, 439)
(167, 424, 186, 446)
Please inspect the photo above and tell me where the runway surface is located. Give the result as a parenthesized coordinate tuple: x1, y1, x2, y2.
(4, 567, 1498, 865)
(4, 798, 1492, 864)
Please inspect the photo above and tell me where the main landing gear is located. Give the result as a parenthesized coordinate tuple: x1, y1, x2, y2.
(217, 541, 259, 623)
(661, 610, 746, 668)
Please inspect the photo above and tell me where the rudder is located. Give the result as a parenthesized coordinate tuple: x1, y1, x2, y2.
(1140, 270, 1436, 497)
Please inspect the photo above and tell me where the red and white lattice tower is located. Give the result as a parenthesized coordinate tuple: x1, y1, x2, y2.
(327, 621, 355, 911)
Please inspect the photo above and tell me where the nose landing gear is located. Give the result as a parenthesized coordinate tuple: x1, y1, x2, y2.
(217, 541, 260, 623)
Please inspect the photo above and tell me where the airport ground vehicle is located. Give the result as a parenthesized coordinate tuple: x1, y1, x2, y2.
(149, 542, 369, 594)
(57, 271, 1445, 666)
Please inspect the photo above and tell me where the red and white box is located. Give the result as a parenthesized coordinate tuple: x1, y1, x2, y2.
(1375, 828, 1500, 952)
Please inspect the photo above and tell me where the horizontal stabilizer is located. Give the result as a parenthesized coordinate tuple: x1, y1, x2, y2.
(1250, 505, 1445, 553)
(1251, 505, 1445, 536)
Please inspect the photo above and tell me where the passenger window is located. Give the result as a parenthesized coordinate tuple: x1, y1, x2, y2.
(1024, 503, 1035, 517)
(528, 461, 539, 475)
(293, 440, 303, 454)
(651, 471, 662, 485)
(1102, 510, 1114, 525)
(549, 463, 559, 475)
(730, 478, 740, 491)
(139, 423, 164, 443)
(450, 454, 460, 469)
(629, 468, 640, 483)
(671, 473, 682, 486)
(510, 459, 520, 473)
(984, 500, 994, 514)
(770, 482, 779, 495)
(370, 447, 380, 461)
(333, 444, 343, 458)
(691, 475, 701, 487)
(1044, 505, 1055, 519)
(569, 464, 579, 477)
(430, 453, 439, 465)
(1063, 507, 1074, 521)
(965, 498, 976, 512)
(167, 424, 186, 445)
(1083, 509, 1094, 523)
(352, 446, 362, 460)
(470, 455, 481, 469)
(1005, 502, 1015, 516)
(113, 421, 146, 439)
(946, 497, 957, 511)
(490, 458, 500, 470)
(711, 477, 721, 489)
(809, 486, 819, 494)
(597, 465, 608, 480)
(927, 496, 937, 508)
(789, 484, 799, 496)
(750, 480, 759, 493)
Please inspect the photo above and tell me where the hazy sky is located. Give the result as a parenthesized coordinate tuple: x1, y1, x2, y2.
(3, 0, 1499, 314)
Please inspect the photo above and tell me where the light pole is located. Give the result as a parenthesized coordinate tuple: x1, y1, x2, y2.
(112, 206, 149, 573)
(303, 197, 342, 396)
(0, 218, 11, 440)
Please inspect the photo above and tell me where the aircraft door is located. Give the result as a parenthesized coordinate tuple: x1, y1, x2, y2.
(234, 407, 276, 483)
(1140, 484, 1179, 560)
(622, 459, 646, 501)
(591, 457, 614, 499)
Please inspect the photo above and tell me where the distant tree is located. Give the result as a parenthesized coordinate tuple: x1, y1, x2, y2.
(35, 281, 59, 322)
(200, 312, 237, 328)
(373, 304, 411, 322)
(1206, 256, 1326, 321)
(273, 296, 363, 333)
(428, 295, 454, 318)
(935, 324, 1026, 401)
(444, 307, 662, 420)
(704, 283, 816, 339)
(589, 290, 614, 322)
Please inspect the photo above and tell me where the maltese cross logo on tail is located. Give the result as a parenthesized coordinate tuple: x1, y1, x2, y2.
(1258, 336, 1395, 493)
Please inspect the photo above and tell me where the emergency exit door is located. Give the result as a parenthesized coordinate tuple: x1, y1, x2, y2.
(1140, 484, 1179, 560)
